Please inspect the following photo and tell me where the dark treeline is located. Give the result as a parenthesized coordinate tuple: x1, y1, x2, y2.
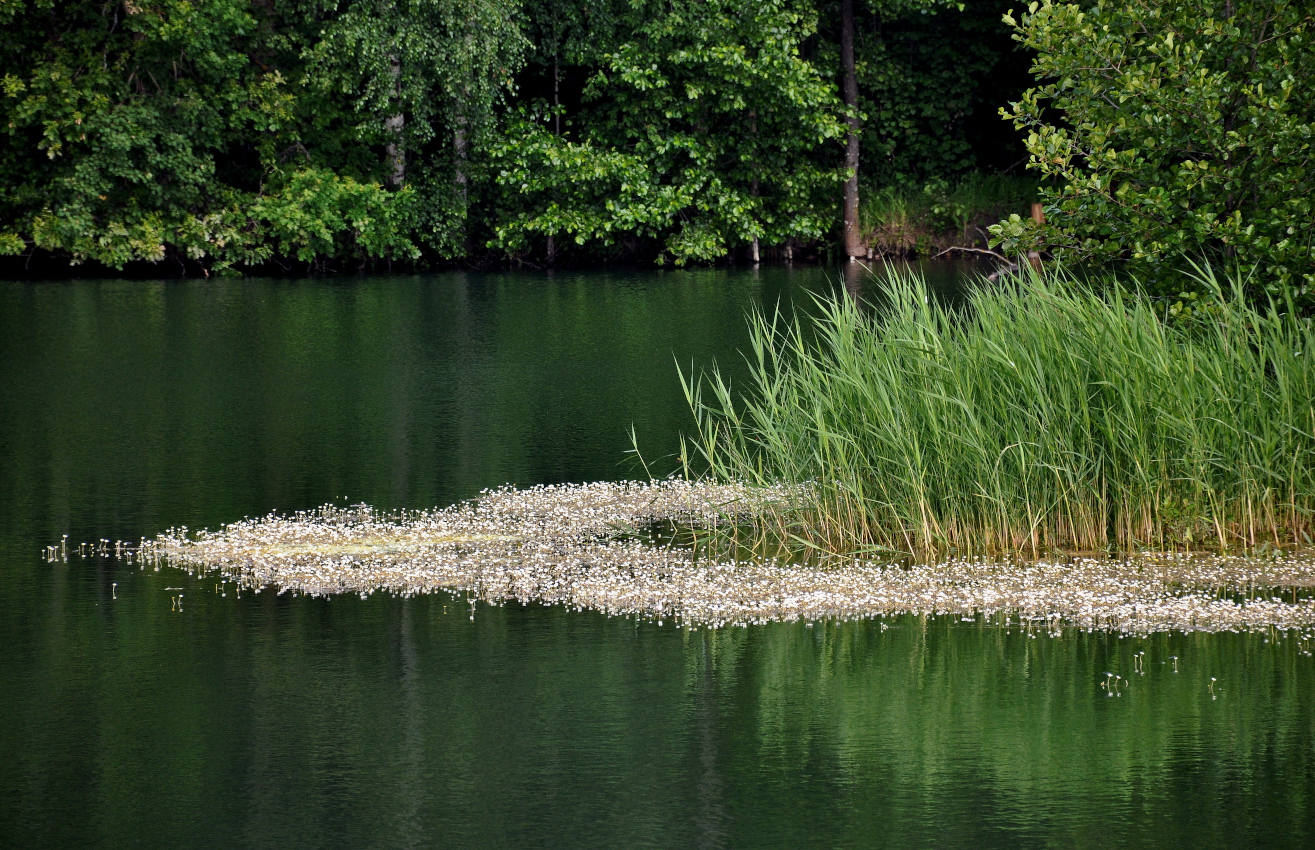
(0, 0, 1030, 275)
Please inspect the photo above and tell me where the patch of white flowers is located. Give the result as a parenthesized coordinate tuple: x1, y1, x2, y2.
(118, 480, 1315, 634)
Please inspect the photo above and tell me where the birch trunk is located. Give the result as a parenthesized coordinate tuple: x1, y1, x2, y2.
(385, 55, 405, 188)
(841, 0, 865, 260)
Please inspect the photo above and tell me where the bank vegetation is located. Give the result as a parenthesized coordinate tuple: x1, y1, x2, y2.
(682, 266, 1314, 561)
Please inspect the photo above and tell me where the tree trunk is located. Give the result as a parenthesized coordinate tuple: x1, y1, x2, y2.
(750, 109, 760, 265)
(385, 54, 405, 188)
(546, 54, 560, 265)
(452, 103, 470, 255)
(553, 54, 561, 137)
(453, 24, 473, 223)
(841, 0, 865, 260)
(453, 106, 468, 212)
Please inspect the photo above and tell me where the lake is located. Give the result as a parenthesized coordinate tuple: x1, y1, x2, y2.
(1, 267, 1311, 847)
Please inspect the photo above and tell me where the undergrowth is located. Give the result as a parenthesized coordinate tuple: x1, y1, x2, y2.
(860, 173, 1038, 257)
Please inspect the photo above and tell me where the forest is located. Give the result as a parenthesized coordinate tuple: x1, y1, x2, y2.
(0, 0, 1039, 274)
(3, 1, 1309, 302)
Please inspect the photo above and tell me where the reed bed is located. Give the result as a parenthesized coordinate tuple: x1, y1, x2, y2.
(680, 265, 1315, 561)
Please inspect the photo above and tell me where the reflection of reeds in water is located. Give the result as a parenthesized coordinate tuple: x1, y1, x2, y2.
(68, 479, 1315, 635)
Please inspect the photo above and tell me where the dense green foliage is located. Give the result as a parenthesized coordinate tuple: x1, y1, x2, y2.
(0, 0, 529, 270)
(0, 0, 1033, 272)
(492, 0, 843, 265)
(307, 0, 526, 256)
(992, 1, 1315, 303)
(1, 0, 394, 269)
(8, 1, 1305, 278)
(683, 267, 1315, 560)
(856, 0, 1028, 185)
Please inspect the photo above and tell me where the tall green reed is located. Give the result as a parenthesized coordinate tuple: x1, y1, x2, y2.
(679, 265, 1315, 561)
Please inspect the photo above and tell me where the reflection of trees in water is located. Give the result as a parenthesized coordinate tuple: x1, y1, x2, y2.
(726, 618, 1315, 842)
(692, 630, 729, 846)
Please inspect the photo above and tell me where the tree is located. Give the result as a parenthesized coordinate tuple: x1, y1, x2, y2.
(840, 0, 863, 258)
(491, 0, 844, 265)
(308, 0, 527, 255)
(0, 0, 426, 270)
(0, 0, 1027, 271)
(517, 0, 621, 264)
(856, 0, 1030, 185)
(838, 0, 963, 260)
(991, 0, 1315, 303)
(1, 0, 280, 265)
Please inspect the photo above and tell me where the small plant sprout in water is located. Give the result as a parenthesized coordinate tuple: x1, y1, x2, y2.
(1102, 674, 1127, 697)
(1099, 672, 1127, 697)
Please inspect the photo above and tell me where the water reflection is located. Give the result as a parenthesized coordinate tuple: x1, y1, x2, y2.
(0, 269, 1310, 847)
(4, 573, 1311, 847)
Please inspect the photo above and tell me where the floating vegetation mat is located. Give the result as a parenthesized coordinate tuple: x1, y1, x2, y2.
(71, 480, 1315, 634)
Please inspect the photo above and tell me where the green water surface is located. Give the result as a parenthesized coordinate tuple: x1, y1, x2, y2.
(1, 268, 1311, 848)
